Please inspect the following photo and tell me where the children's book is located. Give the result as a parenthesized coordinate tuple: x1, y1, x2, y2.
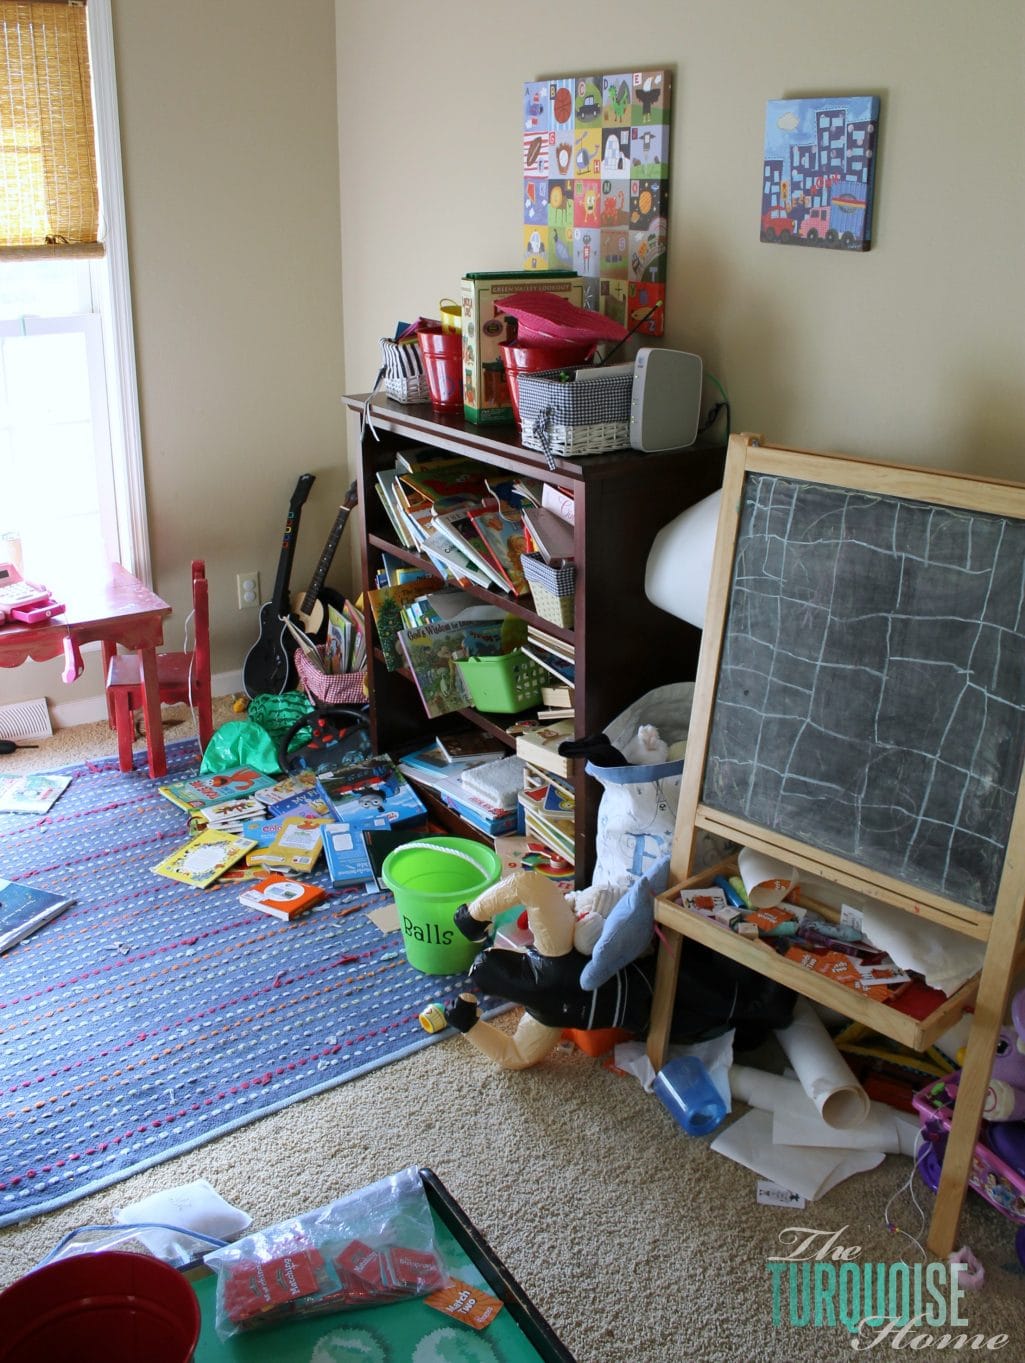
(398, 741, 454, 776)
(514, 719, 576, 779)
(540, 684, 574, 709)
(259, 790, 330, 820)
(361, 825, 427, 890)
(522, 505, 575, 564)
(375, 467, 415, 548)
(398, 618, 507, 719)
(430, 510, 508, 592)
(519, 640, 575, 687)
(397, 456, 490, 511)
(467, 503, 529, 596)
(200, 797, 269, 830)
(151, 829, 258, 889)
(526, 625, 574, 662)
(323, 815, 390, 890)
(436, 730, 506, 763)
(255, 772, 320, 809)
(239, 874, 326, 919)
(316, 759, 428, 830)
(245, 816, 331, 875)
(522, 808, 575, 864)
(0, 876, 75, 953)
(365, 576, 444, 672)
(158, 768, 275, 814)
(0, 772, 71, 814)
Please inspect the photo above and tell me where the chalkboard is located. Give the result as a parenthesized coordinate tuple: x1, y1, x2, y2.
(702, 472, 1025, 913)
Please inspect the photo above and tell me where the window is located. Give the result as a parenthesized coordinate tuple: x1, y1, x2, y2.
(0, 0, 147, 584)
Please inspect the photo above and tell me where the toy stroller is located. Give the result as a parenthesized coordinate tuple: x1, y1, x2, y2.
(913, 989, 1025, 1268)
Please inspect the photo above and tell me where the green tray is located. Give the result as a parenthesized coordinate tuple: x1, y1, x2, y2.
(191, 1168, 574, 1361)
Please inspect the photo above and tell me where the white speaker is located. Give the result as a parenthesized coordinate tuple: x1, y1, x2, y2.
(629, 348, 703, 452)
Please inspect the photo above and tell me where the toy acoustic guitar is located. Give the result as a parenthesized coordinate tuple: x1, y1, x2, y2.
(289, 479, 358, 639)
(242, 472, 315, 698)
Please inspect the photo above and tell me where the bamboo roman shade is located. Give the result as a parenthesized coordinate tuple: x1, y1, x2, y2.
(0, 0, 101, 257)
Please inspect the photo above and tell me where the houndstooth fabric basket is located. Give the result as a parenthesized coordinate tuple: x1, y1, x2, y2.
(294, 647, 367, 705)
(378, 336, 431, 404)
(517, 366, 633, 468)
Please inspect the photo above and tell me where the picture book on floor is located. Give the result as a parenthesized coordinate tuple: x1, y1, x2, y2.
(323, 815, 391, 890)
(0, 876, 76, 953)
(151, 829, 258, 889)
(316, 760, 428, 829)
(0, 773, 71, 814)
(238, 874, 327, 919)
(245, 815, 331, 875)
(158, 768, 276, 814)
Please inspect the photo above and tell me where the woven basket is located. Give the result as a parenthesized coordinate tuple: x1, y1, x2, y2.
(518, 366, 633, 467)
(521, 552, 576, 627)
(294, 647, 367, 706)
(378, 336, 431, 404)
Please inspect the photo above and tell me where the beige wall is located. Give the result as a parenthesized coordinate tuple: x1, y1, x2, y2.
(336, 0, 1024, 476)
(7, 0, 1023, 715)
(5, 0, 346, 710)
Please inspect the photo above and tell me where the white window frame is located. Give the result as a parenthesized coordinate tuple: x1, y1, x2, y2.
(86, 0, 150, 585)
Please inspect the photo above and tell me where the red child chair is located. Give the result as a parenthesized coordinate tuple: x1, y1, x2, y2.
(106, 559, 213, 773)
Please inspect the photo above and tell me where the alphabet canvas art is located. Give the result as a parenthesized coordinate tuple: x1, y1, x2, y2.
(522, 71, 672, 336)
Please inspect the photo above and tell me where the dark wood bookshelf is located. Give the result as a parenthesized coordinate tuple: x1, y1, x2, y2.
(343, 393, 725, 885)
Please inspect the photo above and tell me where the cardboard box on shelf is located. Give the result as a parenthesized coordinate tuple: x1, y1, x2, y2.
(460, 271, 583, 425)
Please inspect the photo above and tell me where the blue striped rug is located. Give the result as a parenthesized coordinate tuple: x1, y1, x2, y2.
(0, 742, 496, 1228)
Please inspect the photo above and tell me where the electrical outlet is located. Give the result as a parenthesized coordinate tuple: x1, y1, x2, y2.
(236, 570, 260, 610)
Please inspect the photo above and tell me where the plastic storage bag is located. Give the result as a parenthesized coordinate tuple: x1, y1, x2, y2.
(202, 1167, 448, 1339)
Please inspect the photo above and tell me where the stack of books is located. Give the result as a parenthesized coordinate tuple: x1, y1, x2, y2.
(518, 765, 575, 867)
(373, 447, 566, 605)
(396, 742, 518, 837)
(520, 626, 575, 690)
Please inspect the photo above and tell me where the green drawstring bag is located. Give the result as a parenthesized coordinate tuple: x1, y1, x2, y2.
(199, 720, 282, 776)
(199, 694, 314, 776)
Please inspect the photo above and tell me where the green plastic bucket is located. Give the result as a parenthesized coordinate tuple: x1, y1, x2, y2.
(382, 836, 502, 974)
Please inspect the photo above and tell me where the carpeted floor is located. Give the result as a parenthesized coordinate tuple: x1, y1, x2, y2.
(0, 700, 1023, 1362)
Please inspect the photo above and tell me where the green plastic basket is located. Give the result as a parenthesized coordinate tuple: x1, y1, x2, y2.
(456, 648, 543, 713)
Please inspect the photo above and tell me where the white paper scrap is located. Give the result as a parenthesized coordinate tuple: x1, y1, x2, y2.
(710, 1108, 884, 1202)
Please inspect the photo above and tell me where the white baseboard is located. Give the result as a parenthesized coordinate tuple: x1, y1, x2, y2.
(49, 669, 242, 729)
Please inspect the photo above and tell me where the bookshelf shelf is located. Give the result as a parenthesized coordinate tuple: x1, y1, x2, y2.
(344, 393, 726, 886)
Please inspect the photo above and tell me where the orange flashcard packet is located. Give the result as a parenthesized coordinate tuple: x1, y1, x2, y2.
(425, 1277, 504, 1330)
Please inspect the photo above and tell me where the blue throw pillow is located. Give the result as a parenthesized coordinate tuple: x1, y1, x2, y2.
(579, 854, 671, 990)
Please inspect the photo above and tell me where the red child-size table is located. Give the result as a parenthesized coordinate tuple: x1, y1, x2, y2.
(0, 561, 172, 778)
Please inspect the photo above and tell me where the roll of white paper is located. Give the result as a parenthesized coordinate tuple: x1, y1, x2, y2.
(737, 847, 797, 908)
(773, 999, 871, 1128)
(729, 1064, 803, 1113)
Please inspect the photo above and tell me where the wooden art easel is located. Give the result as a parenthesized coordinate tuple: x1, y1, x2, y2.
(647, 433, 1025, 1257)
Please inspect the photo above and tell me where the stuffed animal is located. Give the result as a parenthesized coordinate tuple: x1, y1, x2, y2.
(439, 869, 796, 1069)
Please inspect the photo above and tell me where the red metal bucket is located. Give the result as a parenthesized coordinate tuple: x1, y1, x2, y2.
(499, 341, 594, 426)
(417, 328, 464, 413)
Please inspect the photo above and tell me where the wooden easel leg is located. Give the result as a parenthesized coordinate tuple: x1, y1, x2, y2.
(646, 928, 683, 1071)
(926, 996, 1007, 1257)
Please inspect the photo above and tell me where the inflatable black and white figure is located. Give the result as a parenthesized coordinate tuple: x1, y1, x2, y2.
(442, 869, 796, 1069)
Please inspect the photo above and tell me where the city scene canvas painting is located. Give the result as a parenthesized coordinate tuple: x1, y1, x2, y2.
(761, 96, 880, 250)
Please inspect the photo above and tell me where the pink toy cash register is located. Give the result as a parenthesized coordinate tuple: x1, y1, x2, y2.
(0, 562, 64, 626)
